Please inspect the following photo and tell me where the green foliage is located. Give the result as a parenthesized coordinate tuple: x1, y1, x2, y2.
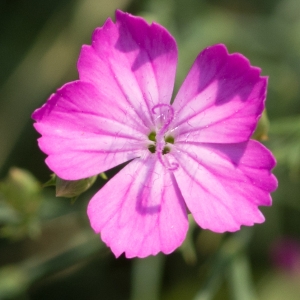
(0, 168, 42, 239)
(252, 110, 270, 141)
(269, 115, 300, 179)
(44, 174, 97, 201)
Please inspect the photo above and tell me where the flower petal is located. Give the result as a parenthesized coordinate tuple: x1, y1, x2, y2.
(78, 10, 178, 129)
(172, 140, 277, 232)
(32, 81, 147, 180)
(87, 154, 188, 258)
(172, 44, 266, 143)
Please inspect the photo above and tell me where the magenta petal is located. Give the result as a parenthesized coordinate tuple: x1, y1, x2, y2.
(87, 155, 188, 258)
(172, 140, 277, 232)
(32, 81, 147, 180)
(78, 10, 178, 128)
(172, 44, 267, 143)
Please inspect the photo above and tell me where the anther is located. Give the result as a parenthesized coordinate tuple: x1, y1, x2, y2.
(148, 131, 156, 142)
(164, 136, 174, 144)
(162, 146, 171, 155)
(148, 144, 156, 153)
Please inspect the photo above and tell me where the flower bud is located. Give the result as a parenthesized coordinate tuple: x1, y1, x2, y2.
(54, 175, 97, 198)
(252, 110, 270, 141)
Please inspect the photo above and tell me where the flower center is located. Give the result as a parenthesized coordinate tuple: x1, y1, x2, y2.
(147, 104, 178, 170)
(147, 131, 174, 155)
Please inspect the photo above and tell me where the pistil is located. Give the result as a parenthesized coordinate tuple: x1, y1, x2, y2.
(146, 104, 179, 170)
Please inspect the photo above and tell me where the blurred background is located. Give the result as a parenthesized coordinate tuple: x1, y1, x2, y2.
(1, 0, 300, 299)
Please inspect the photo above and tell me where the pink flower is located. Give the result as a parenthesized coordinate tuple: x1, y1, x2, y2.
(32, 10, 277, 258)
(271, 237, 300, 275)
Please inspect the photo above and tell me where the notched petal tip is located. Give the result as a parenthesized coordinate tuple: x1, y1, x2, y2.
(114, 9, 178, 61)
(173, 42, 268, 144)
(203, 43, 263, 72)
(200, 43, 266, 89)
(115, 9, 176, 41)
(87, 156, 189, 258)
(173, 140, 277, 233)
(78, 9, 178, 130)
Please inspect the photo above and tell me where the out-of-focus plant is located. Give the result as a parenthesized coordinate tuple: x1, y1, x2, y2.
(269, 115, 300, 179)
(0, 168, 42, 239)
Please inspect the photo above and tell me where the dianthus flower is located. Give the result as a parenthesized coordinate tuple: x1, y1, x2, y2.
(32, 10, 277, 258)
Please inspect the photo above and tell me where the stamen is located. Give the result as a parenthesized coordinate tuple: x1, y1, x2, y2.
(148, 131, 156, 142)
(165, 136, 174, 144)
(162, 146, 171, 155)
(148, 144, 156, 153)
